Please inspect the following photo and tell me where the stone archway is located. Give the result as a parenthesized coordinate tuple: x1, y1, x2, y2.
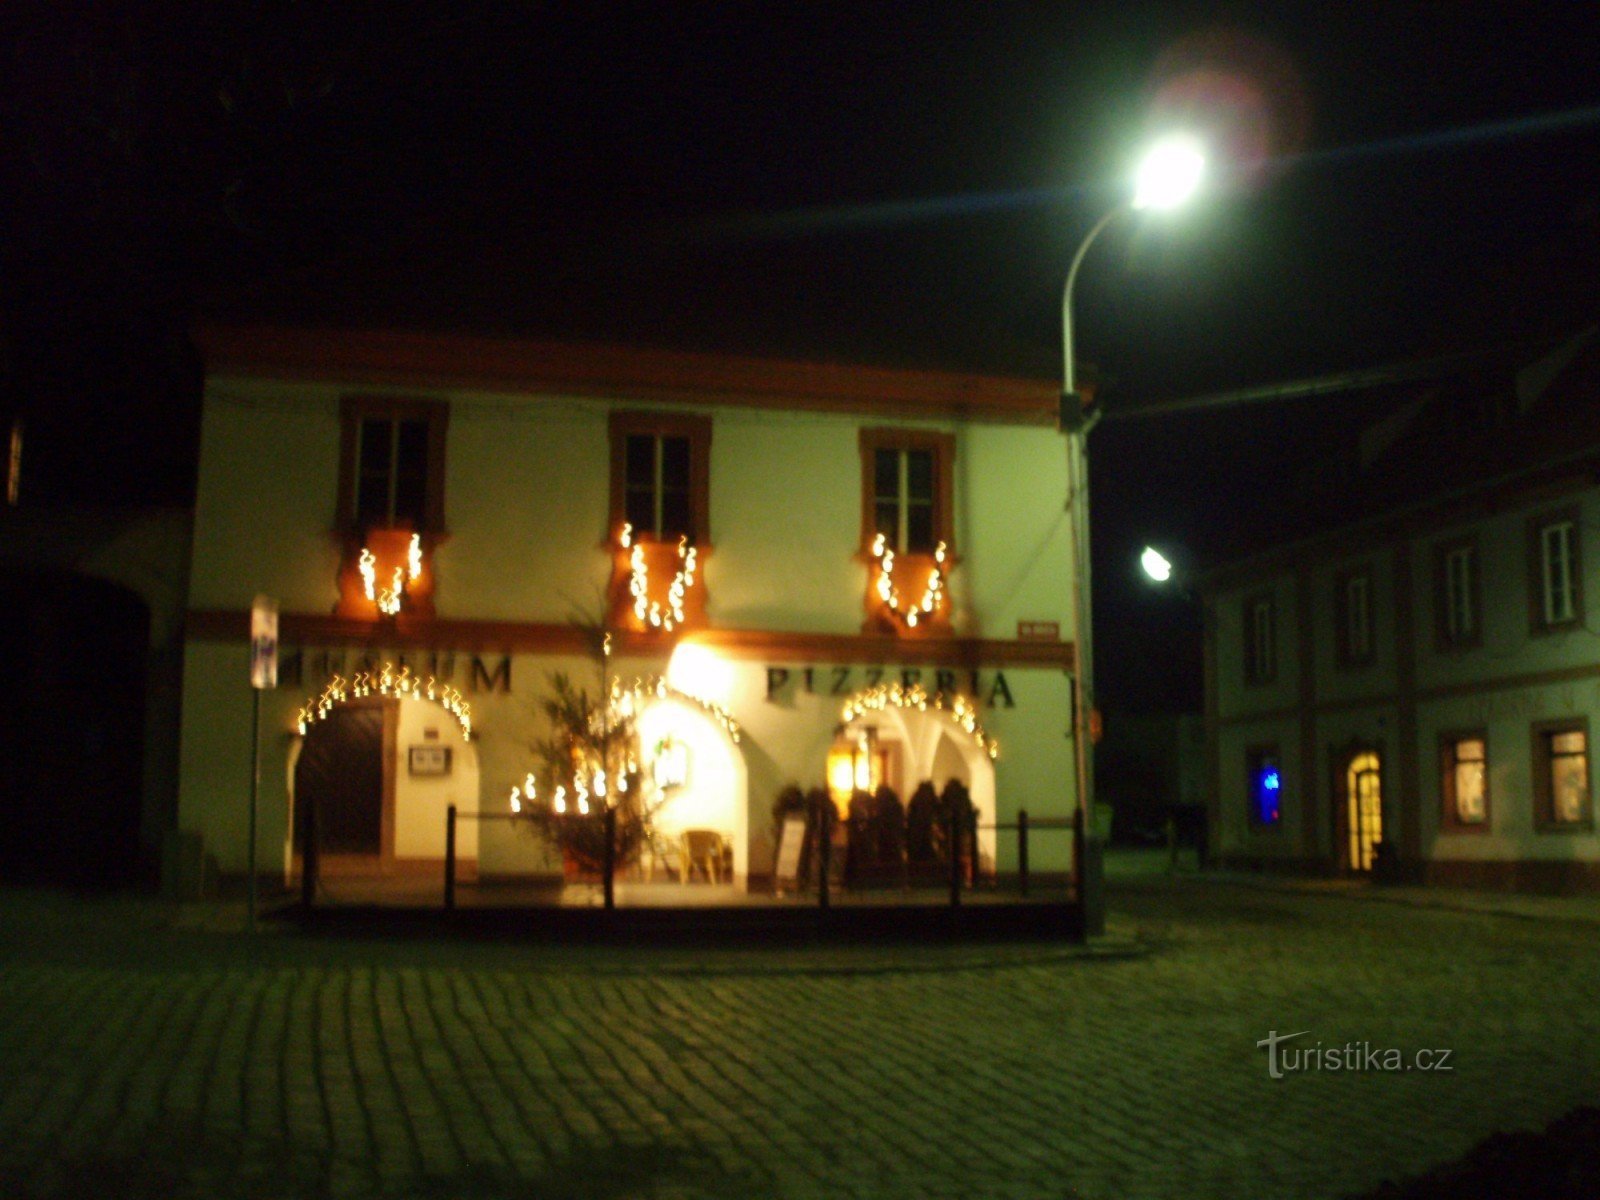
(837, 686, 999, 869)
(634, 692, 750, 886)
(286, 673, 481, 879)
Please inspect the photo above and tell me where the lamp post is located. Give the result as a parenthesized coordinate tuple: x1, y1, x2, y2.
(1062, 135, 1204, 933)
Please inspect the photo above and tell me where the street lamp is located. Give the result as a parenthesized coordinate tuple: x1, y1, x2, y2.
(1062, 136, 1205, 934)
(1140, 545, 1174, 583)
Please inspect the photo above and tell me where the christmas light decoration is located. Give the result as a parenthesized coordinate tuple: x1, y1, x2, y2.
(296, 661, 471, 739)
(359, 533, 423, 616)
(509, 674, 741, 813)
(620, 523, 698, 632)
(840, 682, 998, 760)
(870, 534, 947, 629)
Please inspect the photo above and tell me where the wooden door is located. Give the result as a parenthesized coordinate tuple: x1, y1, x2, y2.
(295, 704, 386, 857)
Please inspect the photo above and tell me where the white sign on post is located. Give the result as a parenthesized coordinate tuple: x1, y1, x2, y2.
(250, 595, 279, 690)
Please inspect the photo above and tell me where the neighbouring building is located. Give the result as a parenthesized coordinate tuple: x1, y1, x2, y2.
(176, 327, 1082, 892)
(1202, 326, 1600, 891)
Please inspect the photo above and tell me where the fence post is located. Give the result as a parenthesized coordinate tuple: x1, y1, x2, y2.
(300, 794, 317, 911)
(602, 806, 617, 911)
(444, 804, 457, 911)
(818, 798, 831, 911)
(1018, 809, 1030, 898)
(948, 798, 962, 909)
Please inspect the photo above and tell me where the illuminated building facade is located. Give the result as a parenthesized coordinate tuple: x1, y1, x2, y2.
(1203, 328, 1600, 890)
(177, 327, 1081, 890)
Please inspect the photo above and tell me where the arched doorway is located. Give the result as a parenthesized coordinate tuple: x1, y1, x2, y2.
(833, 686, 999, 872)
(1336, 748, 1383, 873)
(0, 571, 150, 888)
(634, 691, 749, 885)
(287, 679, 480, 881)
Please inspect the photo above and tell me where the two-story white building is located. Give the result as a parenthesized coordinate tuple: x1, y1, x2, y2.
(177, 326, 1082, 893)
(1203, 329, 1600, 891)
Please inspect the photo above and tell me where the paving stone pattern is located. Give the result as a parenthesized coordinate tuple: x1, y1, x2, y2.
(1, 879, 1597, 1199)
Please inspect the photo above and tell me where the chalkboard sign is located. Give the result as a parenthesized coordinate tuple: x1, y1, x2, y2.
(774, 816, 807, 894)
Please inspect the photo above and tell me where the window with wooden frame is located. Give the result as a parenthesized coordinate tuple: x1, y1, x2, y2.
(1334, 566, 1374, 669)
(1243, 592, 1277, 685)
(1528, 507, 1582, 633)
(858, 428, 956, 634)
(1532, 718, 1592, 831)
(1438, 731, 1489, 831)
(1434, 536, 1481, 651)
(334, 396, 448, 619)
(606, 411, 712, 632)
(338, 396, 449, 534)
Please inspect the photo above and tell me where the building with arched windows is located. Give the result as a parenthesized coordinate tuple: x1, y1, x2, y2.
(177, 327, 1083, 895)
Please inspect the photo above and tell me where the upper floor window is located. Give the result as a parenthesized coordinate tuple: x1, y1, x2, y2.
(338, 396, 449, 533)
(1437, 539, 1480, 649)
(626, 433, 691, 539)
(1439, 732, 1489, 830)
(608, 411, 711, 544)
(1335, 568, 1373, 668)
(860, 428, 953, 554)
(1533, 719, 1591, 830)
(858, 428, 956, 634)
(1244, 593, 1277, 685)
(1530, 509, 1581, 631)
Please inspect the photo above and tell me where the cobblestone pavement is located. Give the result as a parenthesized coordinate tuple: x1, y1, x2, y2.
(2, 878, 1598, 1200)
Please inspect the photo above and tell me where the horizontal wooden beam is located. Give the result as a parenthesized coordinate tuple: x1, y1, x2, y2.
(187, 609, 1075, 669)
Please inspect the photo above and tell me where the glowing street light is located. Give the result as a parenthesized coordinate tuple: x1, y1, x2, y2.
(1132, 134, 1207, 212)
(1141, 546, 1174, 583)
(1061, 135, 1206, 932)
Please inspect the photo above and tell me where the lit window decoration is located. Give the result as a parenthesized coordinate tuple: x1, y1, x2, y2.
(359, 533, 423, 616)
(296, 661, 471, 740)
(840, 682, 998, 761)
(870, 534, 947, 629)
(620, 523, 698, 632)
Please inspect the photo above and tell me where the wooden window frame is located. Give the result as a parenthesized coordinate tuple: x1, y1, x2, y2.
(1527, 507, 1582, 635)
(1243, 591, 1277, 686)
(1532, 717, 1593, 832)
(337, 395, 450, 535)
(1433, 535, 1482, 652)
(1245, 743, 1283, 828)
(608, 410, 713, 546)
(1334, 565, 1375, 669)
(858, 428, 956, 555)
(1438, 729, 1490, 833)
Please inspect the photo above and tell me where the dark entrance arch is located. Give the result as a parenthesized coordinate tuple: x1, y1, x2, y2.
(0, 571, 149, 888)
(292, 699, 392, 875)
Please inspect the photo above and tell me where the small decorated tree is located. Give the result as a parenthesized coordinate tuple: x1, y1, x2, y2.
(515, 671, 655, 876)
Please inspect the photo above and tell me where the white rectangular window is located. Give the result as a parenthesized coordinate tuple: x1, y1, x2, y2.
(1547, 728, 1588, 824)
(1541, 520, 1576, 625)
(1444, 546, 1476, 643)
(1247, 597, 1276, 683)
(1344, 574, 1371, 662)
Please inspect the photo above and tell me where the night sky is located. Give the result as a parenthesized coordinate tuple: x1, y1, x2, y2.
(4, 2, 1598, 711)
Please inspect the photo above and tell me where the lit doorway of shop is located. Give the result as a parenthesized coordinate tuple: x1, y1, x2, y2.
(293, 700, 391, 870)
(1341, 749, 1383, 873)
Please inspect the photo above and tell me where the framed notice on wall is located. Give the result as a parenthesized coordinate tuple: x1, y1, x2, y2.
(408, 745, 453, 776)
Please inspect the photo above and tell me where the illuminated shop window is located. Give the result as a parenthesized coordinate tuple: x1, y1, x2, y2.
(1440, 734, 1488, 828)
(1534, 720, 1591, 829)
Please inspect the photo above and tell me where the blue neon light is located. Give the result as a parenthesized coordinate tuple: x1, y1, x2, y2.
(1252, 760, 1282, 824)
